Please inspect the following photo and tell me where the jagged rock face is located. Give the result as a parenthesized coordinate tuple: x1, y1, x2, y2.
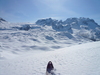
(35, 17, 100, 41)
(36, 17, 99, 31)
(36, 18, 58, 26)
(36, 17, 99, 29)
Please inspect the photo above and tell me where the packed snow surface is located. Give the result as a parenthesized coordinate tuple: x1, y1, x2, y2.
(0, 41, 100, 75)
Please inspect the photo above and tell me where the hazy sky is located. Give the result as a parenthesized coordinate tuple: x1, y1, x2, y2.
(0, 0, 100, 24)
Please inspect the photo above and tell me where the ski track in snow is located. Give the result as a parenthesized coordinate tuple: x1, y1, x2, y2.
(0, 41, 100, 75)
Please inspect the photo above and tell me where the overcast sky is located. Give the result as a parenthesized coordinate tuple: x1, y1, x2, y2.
(0, 0, 100, 24)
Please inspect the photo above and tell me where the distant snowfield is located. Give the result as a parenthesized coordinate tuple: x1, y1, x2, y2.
(0, 41, 100, 75)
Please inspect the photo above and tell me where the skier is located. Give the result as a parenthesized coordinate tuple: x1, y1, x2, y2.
(46, 61, 55, 75)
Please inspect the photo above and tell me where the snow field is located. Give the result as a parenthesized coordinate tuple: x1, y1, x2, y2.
(0, 41, 100, 75)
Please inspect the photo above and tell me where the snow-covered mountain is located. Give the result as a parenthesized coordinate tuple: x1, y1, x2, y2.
(0, 17, 100, 59)
(36, 17, 100, 41)
(0, 17, 100, 75)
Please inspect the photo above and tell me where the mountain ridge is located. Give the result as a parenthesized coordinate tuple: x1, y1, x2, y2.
(0, 17, 100, 59)
(35, 17, 100, 41)
(0, 17, 100, 41)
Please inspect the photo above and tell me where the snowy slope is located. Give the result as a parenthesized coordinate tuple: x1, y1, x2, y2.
(0, 41, 100, 75)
